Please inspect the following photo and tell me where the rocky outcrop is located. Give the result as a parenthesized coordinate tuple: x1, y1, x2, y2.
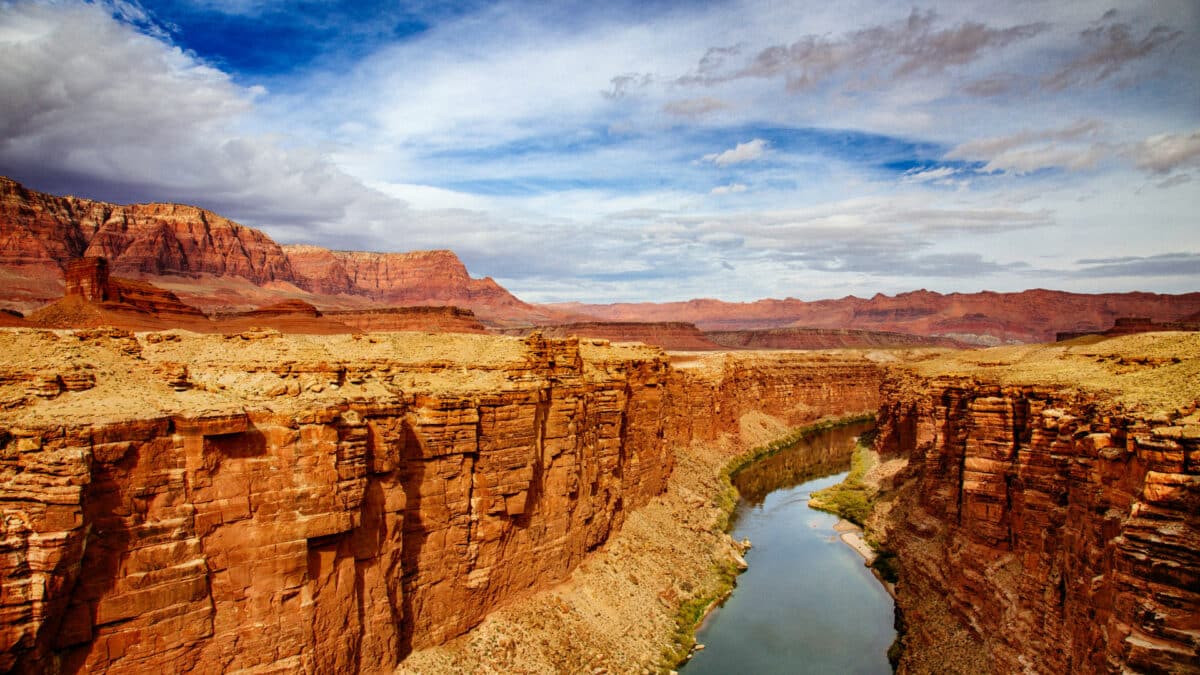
(0, 330, 885, 672)
(554, 288, 1200, 344)
(27, 257, 209, 329)
(0, 177, 544, 323)
(498, 322, 721, 351)
(871, 336, 1200, 673)
(706, 327, 968, 350)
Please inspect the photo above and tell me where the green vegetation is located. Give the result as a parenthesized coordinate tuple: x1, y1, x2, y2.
(660, 557, 740, 667)
(660, 413, 876, 671)
(808, 438, 875, 525)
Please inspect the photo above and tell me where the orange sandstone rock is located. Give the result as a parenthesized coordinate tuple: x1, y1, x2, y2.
(0, 330, 885, 671)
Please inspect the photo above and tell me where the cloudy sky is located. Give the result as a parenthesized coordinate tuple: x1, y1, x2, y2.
(1, 0, 1197, 302)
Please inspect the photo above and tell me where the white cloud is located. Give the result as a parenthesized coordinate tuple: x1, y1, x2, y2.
(702, 139, 768, 167)
(0, 2, 417, 246)
(1131, 130, 1200, 174)
(901, 167, 958, 183)
(711, 183, 747, 195)
(944, 120, 1112, 173)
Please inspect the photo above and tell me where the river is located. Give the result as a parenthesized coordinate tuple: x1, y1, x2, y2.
(684, 421, 895, 674)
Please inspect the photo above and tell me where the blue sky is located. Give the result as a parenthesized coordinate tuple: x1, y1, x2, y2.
(0, 0, 1197, 302)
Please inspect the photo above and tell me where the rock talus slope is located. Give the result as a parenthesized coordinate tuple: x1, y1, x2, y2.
(872, 334, 1200, 674)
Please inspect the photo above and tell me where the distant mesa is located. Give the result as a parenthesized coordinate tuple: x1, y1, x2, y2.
(555, 287, 1200, 345)
(0, 176, 561, 326)
(22, 255, 487, 334)
(4, 176, 1200, 342)
(1055, 316, 1200, 342)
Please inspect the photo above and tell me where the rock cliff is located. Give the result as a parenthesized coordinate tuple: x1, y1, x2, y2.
(871, 334, 1199, 673)
(0, 329, 884, 672)
(0, 177, 544, 324)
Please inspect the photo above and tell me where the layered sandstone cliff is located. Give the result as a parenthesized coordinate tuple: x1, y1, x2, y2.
(0, 329, 884, 672)
(0, 177, 545, 323)
(870, 334, 1199, 674)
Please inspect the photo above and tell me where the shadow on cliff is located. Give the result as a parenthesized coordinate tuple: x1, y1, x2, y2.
(397, 422, 427, 659)
(52, 439, 141, 673)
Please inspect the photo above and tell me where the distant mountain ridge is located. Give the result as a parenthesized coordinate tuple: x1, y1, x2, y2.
(3, 176, 1198, 342)
(550, 287, 1200, 344)
(0, 176, 552, 325)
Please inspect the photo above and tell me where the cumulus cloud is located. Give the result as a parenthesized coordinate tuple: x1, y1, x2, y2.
(1131, 131, 1200, 174)
(0, 1, 413, 244)
(677, 9, 1046, 92)
(702, 139, 767, 167)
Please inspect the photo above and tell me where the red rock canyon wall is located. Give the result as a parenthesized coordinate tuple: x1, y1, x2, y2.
(0, 331, 883, 673)
(874, 373, 1199, 674)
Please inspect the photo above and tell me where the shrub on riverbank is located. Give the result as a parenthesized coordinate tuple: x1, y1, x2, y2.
(808, 440, 874, 525)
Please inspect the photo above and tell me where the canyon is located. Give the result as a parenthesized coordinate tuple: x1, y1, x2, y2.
(1, 325, 1193, 673)
(0, 328, 883, 673)
(1, 176, 1197, 673)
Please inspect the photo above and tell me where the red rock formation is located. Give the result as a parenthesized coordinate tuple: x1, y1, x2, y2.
(554, 288, 1200, 345)
(27, 257, 209, 329)
(0, 330, 884, 672)
(498, 322, 721, 351)
(1056, 315, 1200, 341)
(874, 372, 1200, 673)
(706, 326, 969, 350)
(0, 176, 295, 284)
(0, 177, 546, 324)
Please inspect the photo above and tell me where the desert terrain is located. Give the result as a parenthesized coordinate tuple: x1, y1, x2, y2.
(0, 179, 1196, 673)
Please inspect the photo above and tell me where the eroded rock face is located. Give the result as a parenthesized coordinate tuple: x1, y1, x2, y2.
(0, 177, 295, 285)
(0, 330, 885, 672)
(875, 373, 1200, 674)
(0, 178, 544, 323)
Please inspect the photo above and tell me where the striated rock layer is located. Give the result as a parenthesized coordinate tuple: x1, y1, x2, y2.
(497, 321, 721, 351)
(0, 329, 884, 673)
(871, 334, 1200, 674)
(0, 177, 556, 325)
(706, 326, 968, 350)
